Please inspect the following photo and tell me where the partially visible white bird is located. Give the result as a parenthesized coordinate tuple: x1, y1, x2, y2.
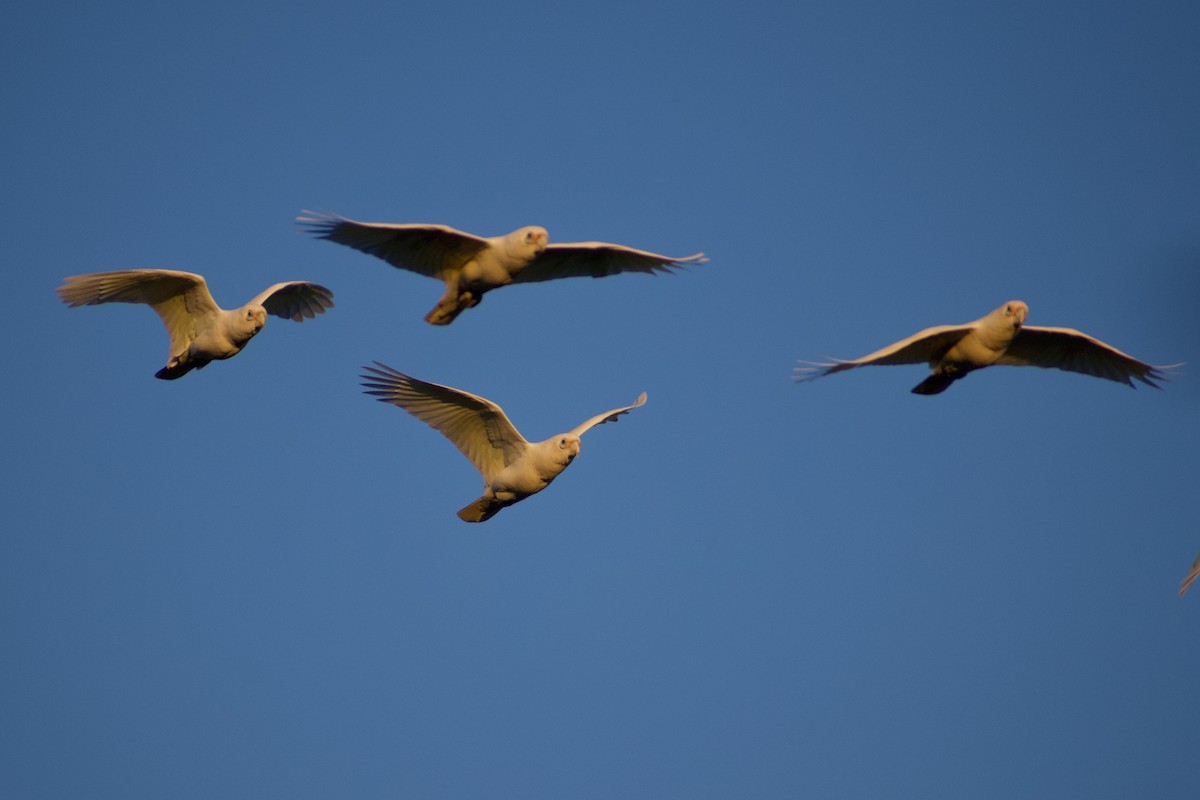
(57, 269, 334, 379)
(299, 210, 706, 325)
(1181, 552, 1200, 598)
(361, 362, 646, 522)
(795, 300, 1178, 395)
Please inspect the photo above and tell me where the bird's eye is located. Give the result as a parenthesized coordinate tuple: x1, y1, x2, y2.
(558, 438, 566, 448)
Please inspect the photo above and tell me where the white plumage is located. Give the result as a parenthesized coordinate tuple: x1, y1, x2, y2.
(300, 210, 706, 325)
(57, 269, 334, 379)
(795, 300, 1178, 394)
(361, 363, 646, 522)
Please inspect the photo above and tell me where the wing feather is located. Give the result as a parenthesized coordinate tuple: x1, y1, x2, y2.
(511, 242, 706, 284)
(566, 392, 648, 438)
(794, 325, 973, 381)
(298, 211, 490, 278)
(361, 363, 528, 480)
(57, 269, 219, 360)
(249, 281, 335, 321)
(996, 326, 1179, 388)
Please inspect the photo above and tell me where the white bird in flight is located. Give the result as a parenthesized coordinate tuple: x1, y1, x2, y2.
(299, 210, 706, 325)
(794, 300, 1177, 394)
(361, 362, 646, 522)
(57, 269, 334, 379)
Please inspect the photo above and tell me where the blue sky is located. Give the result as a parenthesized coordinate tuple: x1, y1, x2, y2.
(3, 1, 1198, 797)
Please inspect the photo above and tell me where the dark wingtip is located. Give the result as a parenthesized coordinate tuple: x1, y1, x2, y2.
(295, 209, 342, 239)
(360, 361, 409, 400)
(1140, 362, 1184, 390)
(792, 360, 838, 384)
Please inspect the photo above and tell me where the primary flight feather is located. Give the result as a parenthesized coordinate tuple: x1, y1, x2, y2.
(794, 300, 1177, 394)
(300, 210, 706, 325)
(57, 269, 334, 379)
(361, 362, 646, 522)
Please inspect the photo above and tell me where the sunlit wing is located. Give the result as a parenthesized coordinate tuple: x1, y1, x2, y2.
(57, 269, 219, 359)
(298, 211, 490, 278)
(361, 362, 528, 480)
(794, 325, 973, 381)
(997, 326, 1180, 388)
(511, 242, 706, 284)
(250, 281, 335, 321)
(566, 392, 647, 439)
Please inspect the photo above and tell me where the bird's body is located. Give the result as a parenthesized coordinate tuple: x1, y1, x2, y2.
(457, 436, 579, 522)
(907, 302, 1028, 394)
(57, 269, 334, 379)
(361, 362, 646, 521)
(300, 211, 705, 325)
(795, 300, 1177, 394)
(431, 226, 548, 324)
(158, 305, 266, 379)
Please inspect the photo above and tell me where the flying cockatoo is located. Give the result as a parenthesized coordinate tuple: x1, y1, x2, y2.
(361, 362, 646, 522)
(57, 269, 334, 379)
(299, 210, 706, 325)
(794, 300, 1177, 395)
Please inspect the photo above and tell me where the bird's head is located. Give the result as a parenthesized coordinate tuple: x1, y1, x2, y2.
(556, 434, 581, 463)
(1002, 300, 1028, 329)
(509, 226, 549, 259)
(232, 305, 268, 342)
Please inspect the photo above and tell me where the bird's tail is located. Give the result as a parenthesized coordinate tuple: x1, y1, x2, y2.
(911, 372, 955, 395)
(457, 496, 502, 523)
(155, 361, 196, 380)
(424, 303, 461, 326)
(425, 291, 482, 326)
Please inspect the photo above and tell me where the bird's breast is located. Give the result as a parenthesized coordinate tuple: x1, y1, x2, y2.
(460, 253, 517, 288)
(941, 331, 1012, 368)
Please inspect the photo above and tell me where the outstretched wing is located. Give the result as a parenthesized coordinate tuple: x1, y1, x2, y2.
(566, 392, 648, 438)
(361, 362, 528, 481)
(997, 326, 1179, 388)
(249, 281, 335, 321)
(794, 325, 973, 381)
(510, 242, 706, 284)
(57, 269, 220, 360)
(298, 211, 490, 278)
